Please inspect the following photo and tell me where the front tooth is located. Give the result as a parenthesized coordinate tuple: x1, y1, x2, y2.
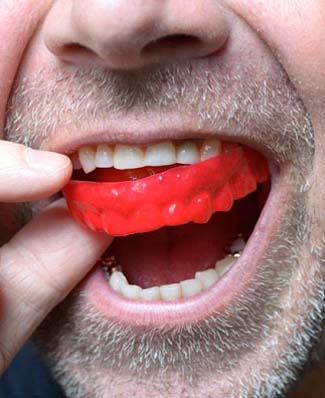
(176, 141, 200, 164)
(160, 283, 181, 300)
(79, 146, 96, 173)
(120, 284, 142, 299)
(95, 144, 114, 168)
(144, 142, 177, 166)
(180, 278, 203, 298)
(200, 139, 222, 161)
(109, 271, 128, 293)
(215, 257, 236, 277)
(140, 286, 161, 301)
(195, 269, 219, 290)
(114, 145, 144, 170)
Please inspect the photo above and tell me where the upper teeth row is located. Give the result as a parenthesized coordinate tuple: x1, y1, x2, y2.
(76, 139, 222, 174)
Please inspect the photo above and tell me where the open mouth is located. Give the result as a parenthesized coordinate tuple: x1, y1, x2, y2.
(63, 138, 271, 313)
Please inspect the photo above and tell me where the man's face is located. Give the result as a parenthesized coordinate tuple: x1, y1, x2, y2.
(2, 1, 325, 397)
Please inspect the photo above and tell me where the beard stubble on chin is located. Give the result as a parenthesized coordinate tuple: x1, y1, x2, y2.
(4, 58, 325, 397)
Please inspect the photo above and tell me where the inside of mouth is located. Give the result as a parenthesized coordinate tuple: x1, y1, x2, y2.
(104, 182, 270, 289)
(68, 141, 271, 297)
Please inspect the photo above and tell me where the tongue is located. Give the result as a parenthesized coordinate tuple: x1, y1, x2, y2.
(108, 190, 261, 288)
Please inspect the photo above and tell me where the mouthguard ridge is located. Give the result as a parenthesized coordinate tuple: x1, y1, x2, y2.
(63, 147, 269, 236)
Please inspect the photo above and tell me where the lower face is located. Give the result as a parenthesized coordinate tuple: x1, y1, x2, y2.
(32, 173, 325, 397)
(30, 104, 325, 397)
(5, 9, 325, 398)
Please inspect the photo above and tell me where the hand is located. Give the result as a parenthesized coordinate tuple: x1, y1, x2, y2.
(0, 140, 112, 373)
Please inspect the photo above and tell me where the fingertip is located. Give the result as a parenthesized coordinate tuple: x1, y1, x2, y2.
(26, 148, 72, 178)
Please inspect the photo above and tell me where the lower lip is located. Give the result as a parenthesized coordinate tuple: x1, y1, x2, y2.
(82, 170, 286, 327)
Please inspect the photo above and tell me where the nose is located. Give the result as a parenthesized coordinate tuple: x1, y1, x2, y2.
(44, 0, 230, 70)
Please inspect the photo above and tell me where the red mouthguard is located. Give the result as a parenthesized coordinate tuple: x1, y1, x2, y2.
(63, 146, 269, 236)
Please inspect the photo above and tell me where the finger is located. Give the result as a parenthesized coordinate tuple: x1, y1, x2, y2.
(0, 199, 112, 372)
(0, 141, 72, 202)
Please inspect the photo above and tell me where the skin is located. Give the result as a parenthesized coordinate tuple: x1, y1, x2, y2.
(0, 0, 325, 397)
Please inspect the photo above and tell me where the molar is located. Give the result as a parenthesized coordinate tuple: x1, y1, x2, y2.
(229, 237, 246, 255)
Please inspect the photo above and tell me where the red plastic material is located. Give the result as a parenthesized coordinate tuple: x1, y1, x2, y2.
(63, 146, 269, 236)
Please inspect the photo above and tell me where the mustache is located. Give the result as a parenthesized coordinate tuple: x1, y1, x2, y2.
(5, 60, 314, 168)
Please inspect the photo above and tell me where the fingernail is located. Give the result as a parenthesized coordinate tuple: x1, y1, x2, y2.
(26, 148, 71, 174)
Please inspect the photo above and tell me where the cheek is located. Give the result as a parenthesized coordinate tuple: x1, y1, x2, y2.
(311, 144, 325, 227)
(0, 1, 51, 136)
(228, 0, 325, 208)
(227, 0, 325, 108)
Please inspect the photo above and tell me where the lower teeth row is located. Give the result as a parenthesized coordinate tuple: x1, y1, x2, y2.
(103, 252, 241, 301)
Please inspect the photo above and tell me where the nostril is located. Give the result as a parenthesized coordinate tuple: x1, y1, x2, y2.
(60, 42, 94, 58)
(44, 0, 230, 69)
(56, 42, 101, 64)
(142, 34, 202, 57)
